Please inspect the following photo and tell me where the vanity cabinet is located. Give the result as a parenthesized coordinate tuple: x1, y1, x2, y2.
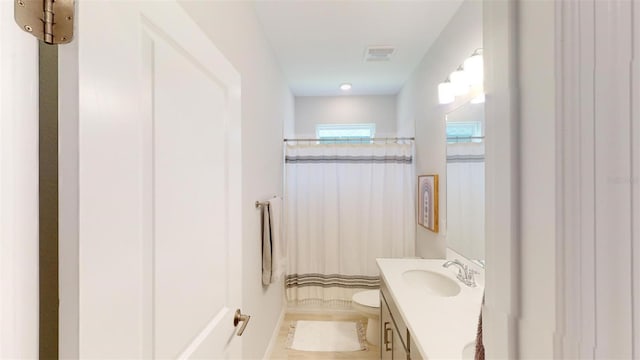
(381, 280, 421, 360)
(380, 299, 394, 360)
(380, 291, 408, 360)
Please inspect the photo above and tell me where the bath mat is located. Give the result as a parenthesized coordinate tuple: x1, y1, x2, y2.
(286, 320, 367, 352)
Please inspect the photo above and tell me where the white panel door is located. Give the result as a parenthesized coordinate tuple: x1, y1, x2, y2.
(58, 1, 242, 358)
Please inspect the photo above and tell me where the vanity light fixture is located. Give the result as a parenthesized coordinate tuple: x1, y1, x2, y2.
(340, 83, 352, 91)
(449, 66, 469, 96)
(470, 93, 485, 104)
(464, 49, 484, 86)
(438, 81, 455, 104)
(438, 48, 484, 105)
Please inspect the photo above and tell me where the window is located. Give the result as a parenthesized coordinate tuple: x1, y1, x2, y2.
(446, 121, 482, 143)
(316, 123, 376, 144)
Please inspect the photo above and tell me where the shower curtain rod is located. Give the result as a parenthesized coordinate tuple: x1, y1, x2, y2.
(283, 137, 415, 142)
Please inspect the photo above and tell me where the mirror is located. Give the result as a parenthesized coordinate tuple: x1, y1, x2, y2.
(445, 100, 485, 265)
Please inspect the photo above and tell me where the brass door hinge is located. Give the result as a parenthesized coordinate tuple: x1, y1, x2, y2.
(14, 0, 74, 45)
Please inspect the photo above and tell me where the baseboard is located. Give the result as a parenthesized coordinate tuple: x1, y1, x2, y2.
(262, 307, 285, 360)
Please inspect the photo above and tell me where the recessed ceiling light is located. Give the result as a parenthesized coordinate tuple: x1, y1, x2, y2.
(340, 83, 352, 91)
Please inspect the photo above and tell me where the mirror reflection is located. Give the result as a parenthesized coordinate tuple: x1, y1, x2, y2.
(446, 101, 485, 265)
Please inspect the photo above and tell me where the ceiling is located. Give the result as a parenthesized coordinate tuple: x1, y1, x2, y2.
(254, 0, 463, 97)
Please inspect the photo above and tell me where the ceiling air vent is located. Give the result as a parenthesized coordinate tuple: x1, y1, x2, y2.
(364, 46, 395, 62)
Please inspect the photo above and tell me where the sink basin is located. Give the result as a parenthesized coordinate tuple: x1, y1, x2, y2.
(401, 270, 461, 297)
(461, 341, 476, 359)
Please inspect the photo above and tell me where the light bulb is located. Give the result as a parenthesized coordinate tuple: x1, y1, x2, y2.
(438, 82, 454, 104)
(340, 83, 352, 91)
(464, 54, 484, 86)
(449, 70, 469, 96)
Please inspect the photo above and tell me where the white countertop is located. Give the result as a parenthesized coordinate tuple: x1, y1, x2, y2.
(377, 258, 484, 360)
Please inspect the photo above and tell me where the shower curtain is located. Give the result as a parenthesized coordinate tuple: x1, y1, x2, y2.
(446, 142, 485, 260)
(284, 142, 415, 306)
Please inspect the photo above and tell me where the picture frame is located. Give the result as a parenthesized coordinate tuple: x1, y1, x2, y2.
(417, 174, 439, 233)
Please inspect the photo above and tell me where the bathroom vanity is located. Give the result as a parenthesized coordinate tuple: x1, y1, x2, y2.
(380, 279, 423, 360)
(377, 258, 484, 359)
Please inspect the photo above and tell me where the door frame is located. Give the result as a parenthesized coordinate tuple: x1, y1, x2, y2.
(482, 0, 521, 358)
(485, 0, 640, 358)
(0, 2, 39, 358)
(58, 27, 79, 358)
(554, 0, 638, 357)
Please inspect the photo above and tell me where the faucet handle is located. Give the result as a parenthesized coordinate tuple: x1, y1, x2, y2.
(454, 267, 468, 284)
(466, 268, 479, 287)
(460, 263, 470, 275)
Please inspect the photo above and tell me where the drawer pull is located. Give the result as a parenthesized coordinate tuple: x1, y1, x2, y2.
(384, 321, 393, 351)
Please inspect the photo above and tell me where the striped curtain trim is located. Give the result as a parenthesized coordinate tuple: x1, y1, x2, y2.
(285, 155, 412, 164)
(285, 273, 380, 289)
(446, 155, 485, 163)
(287, 298, 354, 308)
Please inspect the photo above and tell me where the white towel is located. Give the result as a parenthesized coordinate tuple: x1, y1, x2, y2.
(261, 203, 272, 286)
(269, 196, 286, 282)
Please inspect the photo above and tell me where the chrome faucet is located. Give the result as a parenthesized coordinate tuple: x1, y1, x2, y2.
(443, 259, 478, 287)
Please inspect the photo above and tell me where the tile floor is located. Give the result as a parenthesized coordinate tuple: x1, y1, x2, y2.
(270, 312, 379, 360)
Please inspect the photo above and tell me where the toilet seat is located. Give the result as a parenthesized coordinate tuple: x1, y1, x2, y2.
(352, 290, 380, 318)
(352, 290, 380, 308)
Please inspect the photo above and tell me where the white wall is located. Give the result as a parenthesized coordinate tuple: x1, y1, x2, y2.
(295, 95, 396, 137)
(0, 2, 39, 357)
(396, 0, 482, 258)
(178, 3, 293, 359)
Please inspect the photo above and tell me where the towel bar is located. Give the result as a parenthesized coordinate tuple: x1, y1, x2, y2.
(256, 195, 278, 208)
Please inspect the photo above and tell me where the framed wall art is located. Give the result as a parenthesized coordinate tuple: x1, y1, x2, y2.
(418, 174, 439, 232)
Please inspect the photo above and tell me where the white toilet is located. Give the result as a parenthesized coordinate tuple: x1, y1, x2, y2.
(351, 290, 380, 346)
